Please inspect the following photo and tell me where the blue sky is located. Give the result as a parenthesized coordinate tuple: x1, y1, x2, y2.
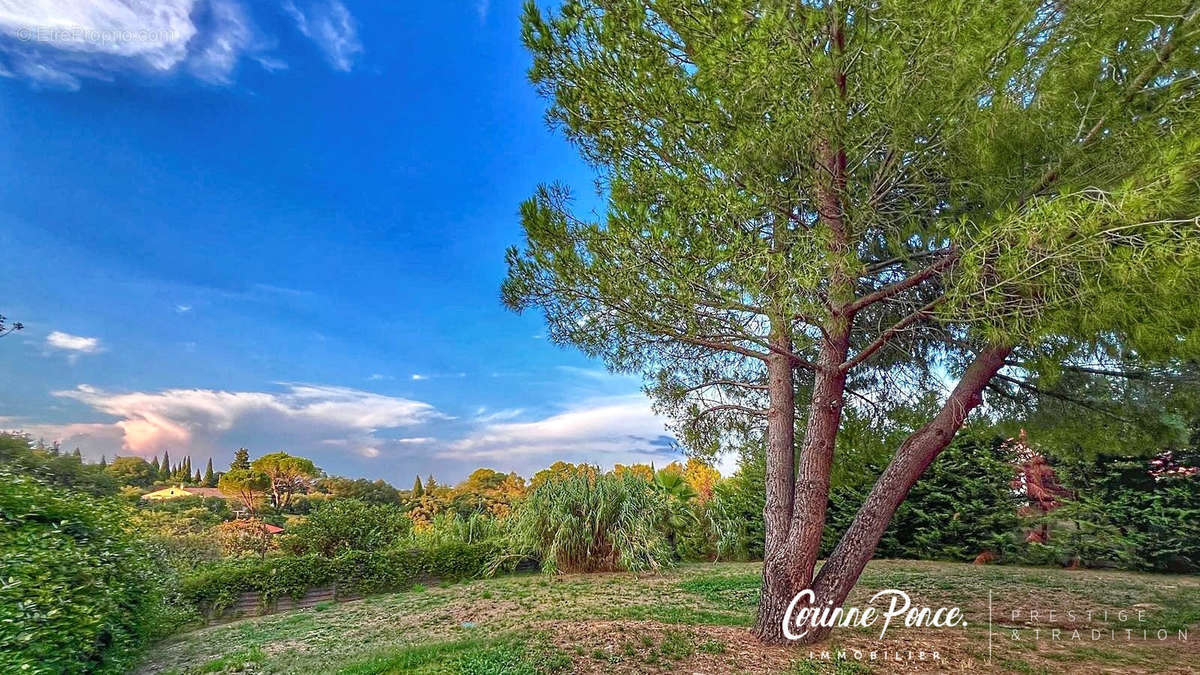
(0, 0, 684, 484)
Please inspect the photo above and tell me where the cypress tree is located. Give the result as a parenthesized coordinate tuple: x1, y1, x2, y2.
(160, 450, 172, 480)
(204, 458, 215, 486)
(412, 475, 424, 497)
(231, 448, 251, 471)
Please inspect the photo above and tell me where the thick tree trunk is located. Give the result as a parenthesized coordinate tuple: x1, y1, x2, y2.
(754, 340, 798, 641)
(762, 349, 796, 561)
(785, 345, 1013, 645)
(755, 334, 849, 643)
(786, 338, 849, 579)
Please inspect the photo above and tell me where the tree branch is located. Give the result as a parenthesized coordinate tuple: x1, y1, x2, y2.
(840, 298, 943, 373)
(992, 373, 1133, 423)
(1023, 2, 1199, 201)
(862, 248, 948, 276)
(680, 379, 770, 394)
(697, 403, 769, 418)
(846, 252, 957, 315)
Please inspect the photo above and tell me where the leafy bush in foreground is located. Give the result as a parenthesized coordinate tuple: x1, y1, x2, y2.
(0, 470, 167, 674)
(505, 470, 674, 573)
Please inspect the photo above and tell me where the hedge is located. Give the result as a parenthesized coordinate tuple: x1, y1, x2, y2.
(0, 470, 167, 674)
(179, 541, 503, 615)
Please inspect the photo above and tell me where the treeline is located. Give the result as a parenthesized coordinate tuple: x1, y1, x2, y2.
(713, 431, 1199, 573)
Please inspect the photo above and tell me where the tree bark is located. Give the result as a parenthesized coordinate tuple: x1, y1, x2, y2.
(784, 344, 1013, 645)
(787, 336, 850, 577)
(753, 318, 801, 641)
(755, 334, 849, 643)
(762, 347, 796, 562)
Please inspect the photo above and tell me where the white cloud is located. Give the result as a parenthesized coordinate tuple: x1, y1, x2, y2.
(186, 0, 254, 84)
(38, 383, 441, 460)
(411, 371, 466, 381)
(45, 331, 101, 358)
(0, 0, 359, 89)
(0, 1, 197, 64)
(283, 0, 361, 72)
(367, 373, 392, 381)
(284, 384, 439, 429)
(475, 0, 491, 23)
(175, 304, 192, 313)
(14, 379, 687, 481)
(474, 407, 524, 423)
(440, 395, 678, 475)
(253, 54, 286, 72)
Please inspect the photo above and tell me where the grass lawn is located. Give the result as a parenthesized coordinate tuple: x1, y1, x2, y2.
(139, 560, 1199, 674)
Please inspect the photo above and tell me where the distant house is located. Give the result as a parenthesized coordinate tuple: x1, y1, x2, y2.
(141, 485, 227, 501)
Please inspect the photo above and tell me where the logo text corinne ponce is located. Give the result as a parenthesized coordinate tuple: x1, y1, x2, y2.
(783, 589, 966, 641)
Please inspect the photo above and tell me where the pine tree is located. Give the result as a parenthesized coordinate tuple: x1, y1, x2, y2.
(412, 476, 424, 497)
(510, 0, 1200, 644)
(425, 474, 438, 491)
(204, 458, 215, 487)
(231, 448, 251, 471)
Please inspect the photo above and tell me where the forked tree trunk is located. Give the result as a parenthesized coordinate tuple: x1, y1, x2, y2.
(755, 332, 850, 641)
(753, 345, 1012, 645)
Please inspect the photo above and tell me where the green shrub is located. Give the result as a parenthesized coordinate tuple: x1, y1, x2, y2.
(146, 532, 223, 571)
(403, 511, 504, 548)
(178, 542, 498, 616)
(1018, 454, 1199, 572)
(213, 519, 280, 557)
(708, 448, 766, 561)
(0, 432, 117, 496)
(503, 470, 674, 573)
(137, 495, 232, 520)
(822, 436, 1022, 561)
(0, 469, 167, 673)
(281, 499, 413, 556)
